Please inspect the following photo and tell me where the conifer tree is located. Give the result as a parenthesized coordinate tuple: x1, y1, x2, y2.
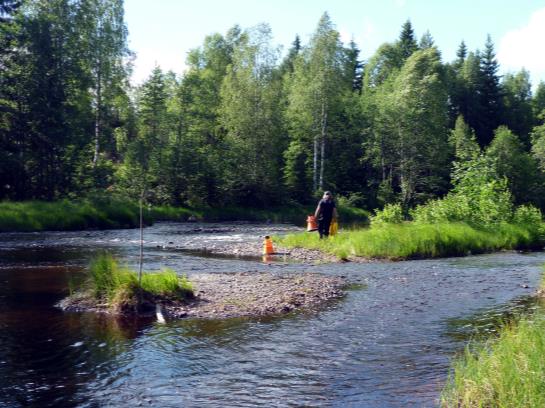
(397, 20, 418, 60)
(419, 30, 434, 49)
(278, 34, 301, 77)
(455, 40, 467, 66)
(345, 39, 364, 92)
(476, 35, 503, 146)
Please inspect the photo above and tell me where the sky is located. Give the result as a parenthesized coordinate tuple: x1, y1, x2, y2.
(124, 0, 545, 88)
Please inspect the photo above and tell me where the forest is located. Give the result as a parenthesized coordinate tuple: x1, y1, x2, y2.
(2, 0, 545, 215)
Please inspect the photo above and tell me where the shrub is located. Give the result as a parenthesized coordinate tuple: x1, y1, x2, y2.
(513, 205, 543, 225)
(370, 203, 404, 225)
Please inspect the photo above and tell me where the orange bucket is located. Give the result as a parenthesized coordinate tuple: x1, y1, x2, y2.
(263, 236, 274, 255)
(306, 215, 318, 232)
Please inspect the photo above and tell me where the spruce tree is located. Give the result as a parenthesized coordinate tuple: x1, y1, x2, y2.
(419, 30, 434, 49)
(476, 35, 503, 146)
(278, 34, 301, 77)
(397, 20, 418, 60)
(345, 39, 364, 92)
(455, 40, 467, 67)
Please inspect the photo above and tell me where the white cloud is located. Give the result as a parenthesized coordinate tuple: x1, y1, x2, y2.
(395, 0, 407, 8)
(498, 7, 545, 85)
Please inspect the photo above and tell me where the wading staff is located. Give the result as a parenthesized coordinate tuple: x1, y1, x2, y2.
(138, 189, 145, 309)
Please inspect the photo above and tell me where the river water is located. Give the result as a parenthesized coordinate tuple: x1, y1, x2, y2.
(1, 222, 544, 407)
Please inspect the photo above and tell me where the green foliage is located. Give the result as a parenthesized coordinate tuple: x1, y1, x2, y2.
(0, 198, 200, 232)
(280, 221, 545, 260)
(502, 69, 534, 145)
(336, 192, 366, 208)
(449, 115, 480, 161)
(141, 269, 193, 299)
(219, 23, 284, 206)
(486, 126, 540, 205)
(513, 204, 543, 225)
(0, 198, 139, 231)
(441, 313, 545, 407)
(411, 180, 514, 228)
(362, 47, 450, 208)
(3, 9, 545, 217)
(531, 123, 545, 171)
(370, 203, 404, 225)
(86, 254, 194, 306)
(409, 149, 515, 228)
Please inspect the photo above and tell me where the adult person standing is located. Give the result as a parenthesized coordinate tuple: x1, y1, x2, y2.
(314, 191, 337, 239)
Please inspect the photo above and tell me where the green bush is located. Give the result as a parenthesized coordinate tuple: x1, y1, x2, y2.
(410, 181, 514, 228)
(370, 203, 404, 226)
(513, 205, 543, 225)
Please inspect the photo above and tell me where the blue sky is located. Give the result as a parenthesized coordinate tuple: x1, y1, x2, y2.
(124, 0, 545, 88)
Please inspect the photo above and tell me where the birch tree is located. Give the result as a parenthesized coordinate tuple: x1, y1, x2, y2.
(285, 12, 346, 193)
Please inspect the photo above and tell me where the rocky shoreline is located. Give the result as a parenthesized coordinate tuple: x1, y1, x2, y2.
(204, 241, 339, 264)
(213, 241, 373, 264)
(58, 272, 346, 320)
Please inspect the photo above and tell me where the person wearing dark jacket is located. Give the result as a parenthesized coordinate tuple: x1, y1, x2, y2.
(314, 191, 337, 239)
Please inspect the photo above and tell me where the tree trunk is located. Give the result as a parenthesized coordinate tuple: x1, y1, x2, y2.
(92, 69, 102, 168)
(319, 101, 327, 191)
(313, 135, 318, 191)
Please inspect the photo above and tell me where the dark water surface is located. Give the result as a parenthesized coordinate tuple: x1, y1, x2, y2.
(1, 222, 544, 407)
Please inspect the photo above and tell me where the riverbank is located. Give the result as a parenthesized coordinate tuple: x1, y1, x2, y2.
(440, 272, 545, 407)
(441, 309, 545, 407)
(0, 199, 368, 232)
(59, 272, 346, 319)
(278, 221, 545, 261)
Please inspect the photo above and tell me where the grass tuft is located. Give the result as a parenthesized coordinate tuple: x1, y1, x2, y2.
(85, 254, 193, 311)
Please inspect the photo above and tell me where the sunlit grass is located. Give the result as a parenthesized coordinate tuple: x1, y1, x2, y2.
(0, 199, 141, 231)
(278, 221, 545, 260)
(0, 199, 369, 232)
(86, 254, 193, 310)
(441, 313, 545, 407)
(0, 199, 197, 232)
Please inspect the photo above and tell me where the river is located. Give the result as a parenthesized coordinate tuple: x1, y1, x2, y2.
(1, 222, 544, 407)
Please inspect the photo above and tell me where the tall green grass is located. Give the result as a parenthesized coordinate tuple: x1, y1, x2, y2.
(0, 199, 198, 232)
(278, 221, 545, 260)
(0, 199, 142, 232)
(86, 254, 193, 310)
(0, 199, 369, 232)
(441, 314, 545, 407)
